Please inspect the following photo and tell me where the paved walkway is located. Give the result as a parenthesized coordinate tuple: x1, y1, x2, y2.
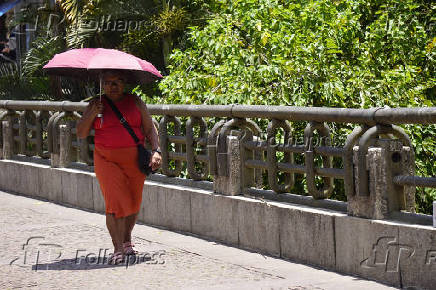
(0, 191, 397, 290)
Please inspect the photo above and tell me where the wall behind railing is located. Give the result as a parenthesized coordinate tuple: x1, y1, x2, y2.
(1, 100, 436, 220)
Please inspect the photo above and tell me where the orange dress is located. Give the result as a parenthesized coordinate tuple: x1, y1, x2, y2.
(93, 95, 146, 218)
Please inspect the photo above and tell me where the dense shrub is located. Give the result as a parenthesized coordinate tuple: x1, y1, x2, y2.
(156, 0, 436, 213)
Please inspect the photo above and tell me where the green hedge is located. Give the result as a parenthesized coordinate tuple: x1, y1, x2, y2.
(153, 0, 436, 213)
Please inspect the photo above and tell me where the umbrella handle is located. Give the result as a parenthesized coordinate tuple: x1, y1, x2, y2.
(97, 76, 103, 124)
(98, 114, 103, 128)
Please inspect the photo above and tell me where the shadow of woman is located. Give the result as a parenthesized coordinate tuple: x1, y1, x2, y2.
(31, 254, 150, 271)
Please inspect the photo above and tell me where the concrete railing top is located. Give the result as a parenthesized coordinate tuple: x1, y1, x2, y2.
(1, 100, 435, 222)
(1, 100, 436, 124)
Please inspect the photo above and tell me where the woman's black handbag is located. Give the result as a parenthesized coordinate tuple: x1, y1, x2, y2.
(136, 144, 154, 175)
(104, 96, 156, 176)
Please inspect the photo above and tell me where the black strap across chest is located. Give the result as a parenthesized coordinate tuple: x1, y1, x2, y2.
(104, 96, 141, 145)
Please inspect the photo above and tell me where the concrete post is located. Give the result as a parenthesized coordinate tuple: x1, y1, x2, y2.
(213, 135, 242, 195)
(433, 201, 436, 228)
(79, 137, 91, 165)
(50, 153, 60, 167)
(2, 120, 13, 159)
(252, 135, 263, 188)
(0, 121, 3, 160)
(50, 122, 60, 168)
(349, 139, 415, 219)
(18, 112, 26, 155)
(59, 124, 72, 168)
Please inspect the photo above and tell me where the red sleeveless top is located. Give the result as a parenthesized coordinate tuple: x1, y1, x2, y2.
(93, 94, 145, 149)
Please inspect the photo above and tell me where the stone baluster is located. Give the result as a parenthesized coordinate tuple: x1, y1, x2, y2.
(350, 138, 415, 219)
(59, 124, 72, 168)
(213, 135, 242, 195)
(2, 120, 13, 159)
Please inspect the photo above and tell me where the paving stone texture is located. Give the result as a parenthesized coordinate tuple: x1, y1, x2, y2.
(0, 191, 397, 290)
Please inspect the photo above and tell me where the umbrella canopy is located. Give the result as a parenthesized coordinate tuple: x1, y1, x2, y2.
(43, 48, 163, 85)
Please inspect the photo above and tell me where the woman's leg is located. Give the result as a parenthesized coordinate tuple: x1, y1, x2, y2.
(123, 212, 139, 243)
(94, 147, 134, 259)
(106, 213, 127, 253)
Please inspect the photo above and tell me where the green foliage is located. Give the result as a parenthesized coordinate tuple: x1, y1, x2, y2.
(0, 63, 52, 100)
(157, 0, 436, 213)
(153, 4, 188, 37)
(160, 0, 434, 106)
(0, 1, 66, 100)
(120, 24, 163, 69)
(23, 36, 65, 77)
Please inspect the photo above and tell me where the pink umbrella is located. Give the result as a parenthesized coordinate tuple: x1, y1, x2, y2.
(43, 48, 163, 85)
(43, 48, 162, 123)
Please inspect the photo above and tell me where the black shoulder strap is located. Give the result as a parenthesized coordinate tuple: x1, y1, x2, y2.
(104, 96, 140, 145)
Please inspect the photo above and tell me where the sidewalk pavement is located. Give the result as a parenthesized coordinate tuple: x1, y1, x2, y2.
(0, 190, 397, 290)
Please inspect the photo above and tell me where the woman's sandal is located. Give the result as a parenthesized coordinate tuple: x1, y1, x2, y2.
(123, 242, 138, 255)
(108, 251, 124, 265)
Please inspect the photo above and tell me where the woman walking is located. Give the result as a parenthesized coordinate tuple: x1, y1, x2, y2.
(76, 71, 161, 264)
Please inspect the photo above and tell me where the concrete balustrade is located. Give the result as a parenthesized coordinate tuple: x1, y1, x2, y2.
(0, 158, 435, 289)
(434, 202, 436, 227)
(190, 191, 239, 245)
(349, 139, 416, 219)
(92, 178, 105, 213)
(0, 159, 435, 289)
(2, 120, 13, 159)
(1, 102, 436, 289)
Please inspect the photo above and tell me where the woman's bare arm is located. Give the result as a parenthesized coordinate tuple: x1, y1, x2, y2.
(76, 99, 103, 139)
(134, 96, 159, 150)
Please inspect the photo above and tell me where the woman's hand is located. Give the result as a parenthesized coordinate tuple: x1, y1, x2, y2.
(89, 100, 103, 117)
(76, 99, 103, 139)
(149, 151, 162, 171)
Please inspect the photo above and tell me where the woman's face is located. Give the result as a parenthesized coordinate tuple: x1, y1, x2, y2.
(102, 74, 125, 99)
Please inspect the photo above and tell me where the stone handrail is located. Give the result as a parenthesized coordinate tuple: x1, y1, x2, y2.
(1, 100, 436, 220)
